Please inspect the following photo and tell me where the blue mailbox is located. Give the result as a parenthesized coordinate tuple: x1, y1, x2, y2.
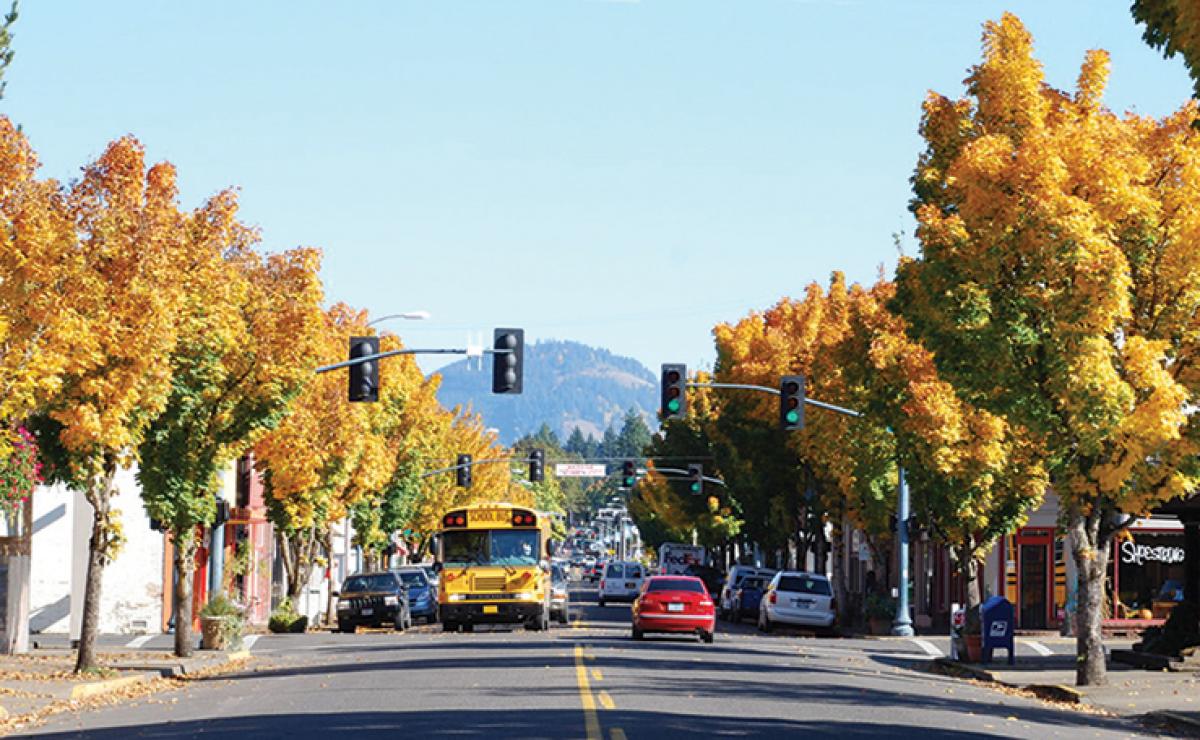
(980, 595, 1015, 665)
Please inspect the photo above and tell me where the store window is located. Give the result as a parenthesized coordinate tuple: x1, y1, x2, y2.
(1114, 532, 1186, 620)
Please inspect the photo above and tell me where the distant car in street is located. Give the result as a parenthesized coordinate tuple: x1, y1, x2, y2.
(717, 565, 776, 620)
(419, 563, 440, 590)
(730, 575, 770, 623)
(631, 575, 715, 643)
(599, 561, 645, 606)
(758, 572, 836, 634)
(335, 572, 412, 633)
(550, 563, 570, 624)
(392, 566, 438, 624)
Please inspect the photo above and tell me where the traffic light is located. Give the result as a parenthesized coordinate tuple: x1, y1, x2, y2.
(214, 498, 230, 526)
(621, 460, 637, 489)
(687, 463, 703, 495)
(348, 336, 380, 402)
(492, 328, 524, 394)
(780, 374, 805, 430)
(661, 363, 687, 419)
(529, 448, 545, 483)
(456, 454, 472, 488)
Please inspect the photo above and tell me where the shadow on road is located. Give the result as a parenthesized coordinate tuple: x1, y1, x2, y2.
(26, 709, 1063, 739)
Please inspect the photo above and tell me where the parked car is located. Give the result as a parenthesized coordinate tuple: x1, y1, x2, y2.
(419, 563, 440, 590)
(631, 575, 715, 643)
(550, 563, 570, 624)
(717, 565, 776, 620)
(730, 575, 770, 623)
(392, 566, 438, 624)
(335, 572, 412, 633)
(758, 571, 836, 633)
(599, 561, 645, 606)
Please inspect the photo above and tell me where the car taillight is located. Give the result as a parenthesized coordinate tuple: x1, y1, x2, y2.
(699, 600, 713, 608)
(768, 592, 777, 604)
(600, 580, 606, 590)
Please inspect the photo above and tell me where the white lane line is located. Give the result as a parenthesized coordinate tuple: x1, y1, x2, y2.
(125, 634, 154, 649)
(243, 635, 259, 651)
(909, 638, 945, 658)
(1023, 639, 1053, 656)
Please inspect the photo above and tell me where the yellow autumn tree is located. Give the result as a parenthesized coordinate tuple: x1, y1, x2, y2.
(29, 137, 190, 672)
(0, 118, 78, 453)
(895, 13, 1200, 685)
(255, 304, 378, 601)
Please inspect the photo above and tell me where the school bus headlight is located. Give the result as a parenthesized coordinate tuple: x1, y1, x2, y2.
(513, 592, 537, 601)
(448, 594, 467, 602)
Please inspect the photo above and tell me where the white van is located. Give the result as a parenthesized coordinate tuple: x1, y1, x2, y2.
(598, 561, 646, 606)
(758, 571, 836, 633)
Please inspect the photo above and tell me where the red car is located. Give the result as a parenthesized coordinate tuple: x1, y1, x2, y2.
(631, 575, 716, 643)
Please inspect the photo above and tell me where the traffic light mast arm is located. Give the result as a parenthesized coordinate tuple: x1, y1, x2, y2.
(419, 457, 515, 479)
(686, 381, 863, 418)
(316, 347, 515, 374)
(648, 467, 727, 486)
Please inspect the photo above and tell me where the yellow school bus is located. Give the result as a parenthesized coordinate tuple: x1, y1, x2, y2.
(435, 503, 557, 631)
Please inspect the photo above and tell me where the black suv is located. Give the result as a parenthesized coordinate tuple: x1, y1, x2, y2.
(335, 572, 412, 633)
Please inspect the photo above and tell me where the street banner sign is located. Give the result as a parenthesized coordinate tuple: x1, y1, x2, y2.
(555, 463, 607, 478)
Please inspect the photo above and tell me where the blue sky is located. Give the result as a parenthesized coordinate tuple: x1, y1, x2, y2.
(5, 1, 1192, 376)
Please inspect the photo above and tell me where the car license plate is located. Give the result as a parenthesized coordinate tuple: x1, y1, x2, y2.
(361, 608, 373, 616)
(625, 582, 635, 589)
(483, 605, 499, 614)
(793, 600, 811, 609)
(668, 603, 684, 612)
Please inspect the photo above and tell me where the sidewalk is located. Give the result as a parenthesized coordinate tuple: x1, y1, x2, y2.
(928, 652, 1200, 732)
(0, 645, 251, 729)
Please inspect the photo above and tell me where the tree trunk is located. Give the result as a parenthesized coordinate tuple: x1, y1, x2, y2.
(173, 527, 198, 658)
(830, 522, 848, 624)
(74, 462, 118, 674)
(323, 528, 335, 627)
(1069, 507, 1110, 687)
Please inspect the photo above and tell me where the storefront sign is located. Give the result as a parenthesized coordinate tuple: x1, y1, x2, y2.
(1120, 540, 1186, 566)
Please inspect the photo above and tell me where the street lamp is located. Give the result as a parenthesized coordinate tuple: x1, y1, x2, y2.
(367, 311, 431, 327)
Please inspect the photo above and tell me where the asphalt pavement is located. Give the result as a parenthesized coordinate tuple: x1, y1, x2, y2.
(20, 584, 1174, 739)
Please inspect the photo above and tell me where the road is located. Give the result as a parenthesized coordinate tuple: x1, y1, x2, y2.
(25, 584, 1167, 739)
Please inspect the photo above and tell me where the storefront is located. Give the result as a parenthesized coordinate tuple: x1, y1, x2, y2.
(994, 516, 1184, 631)
(1111, 520, 1186, 622)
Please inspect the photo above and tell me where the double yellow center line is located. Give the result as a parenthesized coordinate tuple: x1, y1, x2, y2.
(573, 644, 625, 740)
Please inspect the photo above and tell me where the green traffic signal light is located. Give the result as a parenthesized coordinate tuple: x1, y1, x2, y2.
(667, 398, 680, 413)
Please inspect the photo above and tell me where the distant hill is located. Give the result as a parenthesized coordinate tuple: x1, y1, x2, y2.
(433, 340, 658, 445)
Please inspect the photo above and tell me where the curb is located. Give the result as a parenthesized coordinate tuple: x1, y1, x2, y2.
(930, 660, 1085, 705)
(69, 672, 157, 701)
(1025, 684, 1083, 704)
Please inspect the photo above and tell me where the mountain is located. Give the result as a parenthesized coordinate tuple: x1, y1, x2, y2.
(432, 340, 658, 445)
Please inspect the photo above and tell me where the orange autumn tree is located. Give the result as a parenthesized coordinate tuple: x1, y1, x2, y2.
(895, 14, 1200, 685)
(31, 138, 190, 672)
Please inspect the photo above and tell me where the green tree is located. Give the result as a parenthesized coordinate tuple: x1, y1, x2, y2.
(1132, 0, 1200, 100)
(137, 193, 324, 658)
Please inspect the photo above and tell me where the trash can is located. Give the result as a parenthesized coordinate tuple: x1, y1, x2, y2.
(980, 595, 1014, 665)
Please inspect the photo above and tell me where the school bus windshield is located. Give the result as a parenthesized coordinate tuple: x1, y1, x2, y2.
(442, 529, 540, 567)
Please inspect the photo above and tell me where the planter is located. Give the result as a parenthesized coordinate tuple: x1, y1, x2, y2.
(868, 617, 892, 635)
(964, 633, 983, 662)
(200, 616, 243, 651)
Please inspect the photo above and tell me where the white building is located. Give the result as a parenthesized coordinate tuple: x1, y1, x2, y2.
(29, 469, 164, 636)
